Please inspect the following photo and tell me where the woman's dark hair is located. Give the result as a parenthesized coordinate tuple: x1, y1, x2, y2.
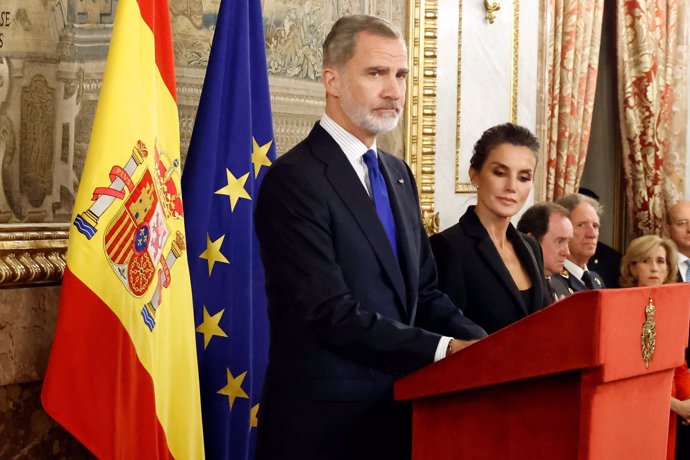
(470, 123, 540, 171)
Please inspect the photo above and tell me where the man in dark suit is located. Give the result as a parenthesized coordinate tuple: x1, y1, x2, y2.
(669, 200, 690, 283)
(668, 200, 690, 458)
(577, 188, 622, 288)
(516, 202, 574, 300)
(588, 242, 622, 288)
(550, 193, 606, 295)
(254, 16, 486, 460)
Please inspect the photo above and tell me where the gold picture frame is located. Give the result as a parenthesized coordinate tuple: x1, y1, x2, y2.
(0, 224, 68, 286)
(404, 0, 439, 234)
(454, 0, 521, 193)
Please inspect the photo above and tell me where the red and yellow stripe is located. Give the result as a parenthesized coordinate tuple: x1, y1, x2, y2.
(42, 0, 204, 458)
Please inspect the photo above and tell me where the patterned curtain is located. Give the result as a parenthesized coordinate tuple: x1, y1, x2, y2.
(617, 0, 687, 238)
(544, 0, 605, 201)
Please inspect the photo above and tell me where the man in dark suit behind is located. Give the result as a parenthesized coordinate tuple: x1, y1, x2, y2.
(254, 15, 486, 460)
(577, 187, 622, 288)
(668, 200, 690, 458)
(669, 200, 690, 284)
(516, 202, 574, 301)
(550, 193, 606, 295)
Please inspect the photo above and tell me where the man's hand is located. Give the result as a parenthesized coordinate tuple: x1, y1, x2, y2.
(447, 338, 480, 357)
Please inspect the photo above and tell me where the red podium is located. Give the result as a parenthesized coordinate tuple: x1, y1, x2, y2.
(396, 284, 690, 459)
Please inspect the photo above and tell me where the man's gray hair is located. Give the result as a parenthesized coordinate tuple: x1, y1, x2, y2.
(323, 15, 404, 69)
(556, 193, 603, 216)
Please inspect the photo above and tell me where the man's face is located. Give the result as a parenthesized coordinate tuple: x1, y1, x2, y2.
(669, 201, 690, 256)
(541, 213, 573, 276)
(568, 202, 600, 267)
(329, 31, 408, 143)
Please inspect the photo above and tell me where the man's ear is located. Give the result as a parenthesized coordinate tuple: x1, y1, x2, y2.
(322, 68, 340, 97)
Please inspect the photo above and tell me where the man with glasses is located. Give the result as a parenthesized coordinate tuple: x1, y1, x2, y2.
(667, 199, 690, 459)
(669, 200, 690, 282)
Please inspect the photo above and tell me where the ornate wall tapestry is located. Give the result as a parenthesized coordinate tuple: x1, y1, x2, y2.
(0, 0, 409, 285)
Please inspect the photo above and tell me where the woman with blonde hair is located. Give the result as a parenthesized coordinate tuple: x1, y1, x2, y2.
(620, 235, 678, 287)
(620, 235, 690, 459)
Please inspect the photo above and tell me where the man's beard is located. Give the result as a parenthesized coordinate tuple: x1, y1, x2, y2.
(340, 88, 402, 134)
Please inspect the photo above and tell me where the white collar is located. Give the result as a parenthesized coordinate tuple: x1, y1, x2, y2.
(563, 259, 588, 280)
(319, 113, 377, 162)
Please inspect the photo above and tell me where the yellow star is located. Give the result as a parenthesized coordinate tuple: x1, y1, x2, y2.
(251, 137, 273, 178)
(215, 169, 251, 211)
(195, 306, 228, 349)
(217, 369, 249, 410)
(199, 233, 230, 275)
(250, 403, 260, 430)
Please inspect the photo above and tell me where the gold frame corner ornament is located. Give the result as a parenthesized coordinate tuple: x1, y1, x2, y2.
(484, 1, 501, 24)
(405, 0, 439, 235)
(641, 295, 656, 369)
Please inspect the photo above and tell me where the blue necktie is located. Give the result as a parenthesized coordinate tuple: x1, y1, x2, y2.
(685, 260, 690, 282)
(363, 150, 398, 257)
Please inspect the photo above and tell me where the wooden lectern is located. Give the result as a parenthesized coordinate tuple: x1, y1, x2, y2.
(395, 284, 690, 459)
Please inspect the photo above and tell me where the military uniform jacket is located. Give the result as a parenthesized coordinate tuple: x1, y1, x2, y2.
(550, 268, 605, 298)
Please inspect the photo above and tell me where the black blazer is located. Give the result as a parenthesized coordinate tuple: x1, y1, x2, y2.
(254, 123, 486, 459)
(430, 206, 551, 335)
(588, 242, 622, 288)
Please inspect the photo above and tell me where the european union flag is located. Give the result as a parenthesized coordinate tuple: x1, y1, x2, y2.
(181, 0, 275, 457)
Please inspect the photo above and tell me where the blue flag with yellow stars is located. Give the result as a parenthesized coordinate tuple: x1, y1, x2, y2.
(181, 0, 275, 457)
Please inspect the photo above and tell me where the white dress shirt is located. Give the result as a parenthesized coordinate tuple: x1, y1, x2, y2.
(563, 259, 588, 282)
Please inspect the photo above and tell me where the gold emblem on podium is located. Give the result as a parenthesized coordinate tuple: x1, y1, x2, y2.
(641, 295, 656, 369)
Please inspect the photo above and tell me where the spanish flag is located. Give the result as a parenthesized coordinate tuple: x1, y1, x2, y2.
(41, 0, 204, 458)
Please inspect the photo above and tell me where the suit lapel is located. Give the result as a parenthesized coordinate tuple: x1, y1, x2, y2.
(569, 273, 587, 291)
(307, 125, 407, 312)
(460, 210, 528, 315)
